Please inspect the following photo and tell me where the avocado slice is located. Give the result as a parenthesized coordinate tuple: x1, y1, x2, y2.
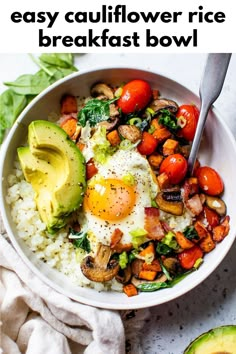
(17, 120, 86, 232)
(184, 325, 236, 354)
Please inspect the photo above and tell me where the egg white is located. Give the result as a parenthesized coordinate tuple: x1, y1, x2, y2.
(79, 148, 159, 246)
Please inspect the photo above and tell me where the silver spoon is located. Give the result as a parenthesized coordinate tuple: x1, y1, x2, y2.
(187, 53, 231, 175)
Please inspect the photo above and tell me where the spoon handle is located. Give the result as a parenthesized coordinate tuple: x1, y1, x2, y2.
(188, 53, 231, 175)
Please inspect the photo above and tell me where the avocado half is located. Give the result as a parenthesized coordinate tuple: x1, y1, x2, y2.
(17, 120, 86, 232)
(184, 325, 236, 354)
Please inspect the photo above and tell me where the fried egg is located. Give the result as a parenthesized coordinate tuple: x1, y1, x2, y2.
(79, 148, 159, 245)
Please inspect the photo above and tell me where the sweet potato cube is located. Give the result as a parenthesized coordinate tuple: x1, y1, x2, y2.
(163, 139, 179, 156)
(199, 232, 215, 253)
(139, 270, 157, 281)
(175, 231, 195, 249)
(148, 153, 163, 169)
(123, 284, 138, 297)
(153, 127, 171, 143)
(60, 95, 77, 114)
(157, 172, 170, 190)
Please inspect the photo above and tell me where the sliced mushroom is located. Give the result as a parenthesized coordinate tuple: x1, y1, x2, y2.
(115, 265, 132, 284)
(162, 190, 182, 202)
(149, 98, 179, 114)
(205, 195, 226, 216)
(110, 103, 120, 117)
(98, 117, 119, 131)
(81, 243, 119, 282)
(156, 192, 184, 216)
(131, 258, 144, 277)
(91, 83, 114, 100)
(118, 125, 142, 143)
(162, 257, 180, 275)
(131, 274, 167, 287)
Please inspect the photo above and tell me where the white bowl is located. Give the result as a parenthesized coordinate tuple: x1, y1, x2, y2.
(1, 67, 236, 309)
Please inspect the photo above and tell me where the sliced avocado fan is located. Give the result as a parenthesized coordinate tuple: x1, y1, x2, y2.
(18, 120, 86, 233)
(184, 325, 236, 354)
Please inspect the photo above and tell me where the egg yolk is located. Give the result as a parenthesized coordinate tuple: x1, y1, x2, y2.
(84, 178, 136, 221)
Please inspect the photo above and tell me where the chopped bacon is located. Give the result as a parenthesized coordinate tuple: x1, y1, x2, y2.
(186, 194, 203, 216)
(110, 228, 123, 249)
(144, 207, 165, 240)
(213, 215, 230, 242)
(161, 221, 173, 233)
(183, 177, 199, 201)
(113, 243, 133, 253)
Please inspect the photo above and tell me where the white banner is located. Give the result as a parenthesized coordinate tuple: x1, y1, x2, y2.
(0, 0, 234, 53)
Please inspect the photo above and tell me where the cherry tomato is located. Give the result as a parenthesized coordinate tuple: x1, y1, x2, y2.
(196, 166, 224, 196)
(86, 159, 98, 180)
(204, 206, 220, 229)
(178, 245, 203, 270)
(117, 79, 152, 114)
(159, 153, 188, 184)
(137, 132, 158, 155)
(176, 104, 199, 141)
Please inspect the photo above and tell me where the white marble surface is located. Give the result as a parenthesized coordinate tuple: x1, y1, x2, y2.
(0, 53, 236, 353)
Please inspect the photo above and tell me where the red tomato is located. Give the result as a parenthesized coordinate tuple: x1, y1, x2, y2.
(86, 159, 98, 180)
(196, 166, 224, 196)
(137, 132, 158, 155)
(204, 206, 220, 229)
(159, 153, 187, 184)
(176, 104, 199, 141)
(178, 245, 203, 270)
(117, 79, 152, 114)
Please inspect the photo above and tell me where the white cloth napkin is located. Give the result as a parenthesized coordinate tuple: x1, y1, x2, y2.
(0, 220, 150, 354)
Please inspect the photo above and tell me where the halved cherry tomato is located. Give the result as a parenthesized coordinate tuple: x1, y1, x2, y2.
(176, 104, 199, 141)
(178, 245, 203, 269)
(159, 153, 187, 184)
(204, 206, 220, 229)
(86, 159, 98, 180)
(117, 79, 152, 114)
(196, 166, 224, 196)
(137, 132, 158, 155)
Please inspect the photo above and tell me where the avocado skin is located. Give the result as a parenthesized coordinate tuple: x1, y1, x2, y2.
(17, 120, 86, 232)
(184, 325, 236, 354)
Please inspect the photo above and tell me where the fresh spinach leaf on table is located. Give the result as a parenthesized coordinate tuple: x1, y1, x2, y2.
(0, 53, 77, 144)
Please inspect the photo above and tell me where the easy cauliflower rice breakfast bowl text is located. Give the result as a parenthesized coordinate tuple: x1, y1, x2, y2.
(1, 68, 236, 309)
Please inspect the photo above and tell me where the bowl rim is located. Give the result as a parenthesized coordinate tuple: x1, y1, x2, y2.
(1, 65, 236, 309)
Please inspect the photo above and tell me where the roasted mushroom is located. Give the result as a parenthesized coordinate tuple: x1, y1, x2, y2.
(149, 98, 179, 114)
(98, 117, 119, 131)
(118, 125, 142, 143)
(115, 264, 132, 284)
(91, 83, 114, 100)
(156, 192, 184, 216)
(81, 243, 119, 282)
(205, 195, 226, 216)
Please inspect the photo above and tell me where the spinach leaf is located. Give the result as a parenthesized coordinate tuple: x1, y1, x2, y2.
(156, 242, 172, 255)
(39, 53, 77, 71)
(0, 89, 27, 128)
(0, 53, 77, 144)
(137, 281, 169, 292)
(183, 226, 199, 241)
(78, 98, 118, 127)
(158, 109, 180, 133)
(137, 269, 195, 292)
(4, 71, 52, 96)
(70, 228, 91, 253)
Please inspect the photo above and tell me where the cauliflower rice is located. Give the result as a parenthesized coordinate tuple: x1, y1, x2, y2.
(6, 159, 192, 292)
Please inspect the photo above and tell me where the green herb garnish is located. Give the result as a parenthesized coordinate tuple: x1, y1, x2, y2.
(158, 109, 180, 133)
(78, 97, 118, 127)
(69, 228, 91, 253)
(183, 226, 199, 241)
